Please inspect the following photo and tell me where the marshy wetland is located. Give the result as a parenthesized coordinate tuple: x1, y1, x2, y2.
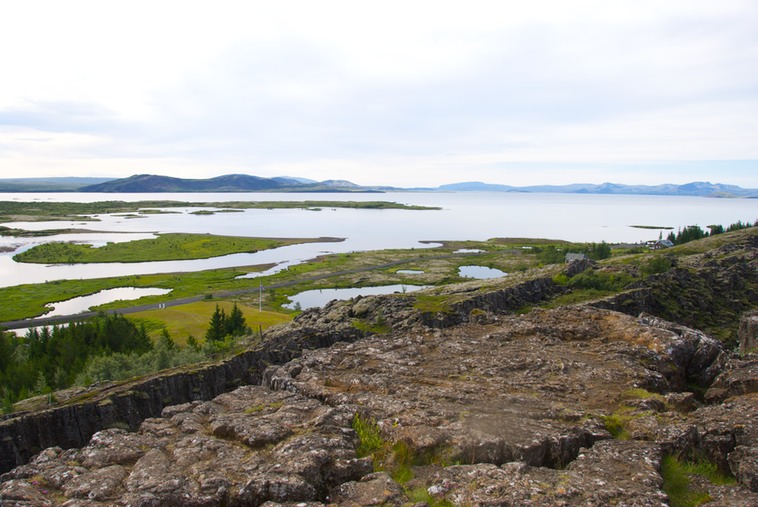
(1, 191, 755, 329)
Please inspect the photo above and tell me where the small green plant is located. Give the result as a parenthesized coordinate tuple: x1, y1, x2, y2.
(390, 442, 415, 483)
(413, 295, 451, 314)
(244, 400, 284, 414)
(660, 454, 736, 507)
(352, 318, 390, 335)
(390, 441, 456, 484)
(407, 486, 454, 506)
(351, 413, 458, 487)
(352, 413, 384, 458)
(688, 462, 734, 486)
(601, 412, 632, 440)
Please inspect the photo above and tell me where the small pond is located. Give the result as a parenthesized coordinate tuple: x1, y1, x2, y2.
(44, 287, 172, 317)
(454, 248, 484, 253)
(285, 284, 427, 310)
(396, 269, 424, 275)
(458, 265, 507, 279)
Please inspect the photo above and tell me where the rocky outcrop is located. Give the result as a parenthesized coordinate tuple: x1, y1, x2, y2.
(402, 440, 668, 506)
(1, 386, 372, 506)
(4, 307, 756, 505)
(420, 276, 563, 329)
(592, 232, 758, 344)
(0, 270, 568, 476)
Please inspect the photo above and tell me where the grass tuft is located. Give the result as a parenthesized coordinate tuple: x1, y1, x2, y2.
(601, 412, 632, 440)
(352, 413, 384, 458)
(407, 486, 454, 507)
(661, 454, 735, 507)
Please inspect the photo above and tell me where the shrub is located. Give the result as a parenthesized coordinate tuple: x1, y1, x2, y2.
(567, 270, 635, 292)
(587, 241, 612, 260)
(536, 245, 565, 264)
(641, 256, 672, 276)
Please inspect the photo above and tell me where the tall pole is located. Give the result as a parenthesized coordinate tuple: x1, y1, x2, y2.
(259, 282, 262, 312)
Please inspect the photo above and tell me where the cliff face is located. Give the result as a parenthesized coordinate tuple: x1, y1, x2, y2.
(0, 230, 756, 505)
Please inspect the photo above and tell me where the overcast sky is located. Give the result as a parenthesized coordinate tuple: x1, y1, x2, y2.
(1, 1, 757, 187)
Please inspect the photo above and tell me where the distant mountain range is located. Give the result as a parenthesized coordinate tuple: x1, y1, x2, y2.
(0, 174, 756, 197)
(436, 181, 758, 197)
(0, 177, 114, 192)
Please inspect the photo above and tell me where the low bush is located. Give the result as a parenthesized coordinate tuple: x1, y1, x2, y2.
(641, 256, 672, 276)
(567, 270, 635, 291)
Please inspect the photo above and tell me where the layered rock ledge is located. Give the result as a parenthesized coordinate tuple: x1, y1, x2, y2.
(2, 307, 757, 506)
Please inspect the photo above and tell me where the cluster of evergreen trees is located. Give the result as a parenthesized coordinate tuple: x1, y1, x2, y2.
(1, 303, 253, 411)
(0, 314, 152, 409)
(204, 303, 249, 342)
(666, 220, 754, 245)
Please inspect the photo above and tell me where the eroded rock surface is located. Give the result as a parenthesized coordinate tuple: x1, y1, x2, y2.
(2, 306, 756, 505)
(1, 386, 371, 506)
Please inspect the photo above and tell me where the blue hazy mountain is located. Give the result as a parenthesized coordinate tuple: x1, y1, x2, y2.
(438, 181, 757, 197)
(0, 175, 755, 197)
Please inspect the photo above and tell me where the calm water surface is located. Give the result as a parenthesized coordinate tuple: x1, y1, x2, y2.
(284, 284, 427, 310)
(1, 192, 755, 288)
(458, 266, 508, 279)
(44, 287, 172, 317)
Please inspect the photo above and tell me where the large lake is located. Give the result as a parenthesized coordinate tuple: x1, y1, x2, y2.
(0, 192, 755, 289)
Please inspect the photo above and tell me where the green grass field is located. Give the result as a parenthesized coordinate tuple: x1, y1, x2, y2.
(127, 300, 292, 346)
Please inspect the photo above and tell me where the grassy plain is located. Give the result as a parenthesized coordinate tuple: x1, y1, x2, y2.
(14, 233, 341, 264)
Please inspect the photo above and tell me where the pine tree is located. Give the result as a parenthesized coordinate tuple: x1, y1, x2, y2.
(227, 303, 247, 336)
(205, 305, 226, 342)
(158, 328, 176, 350)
